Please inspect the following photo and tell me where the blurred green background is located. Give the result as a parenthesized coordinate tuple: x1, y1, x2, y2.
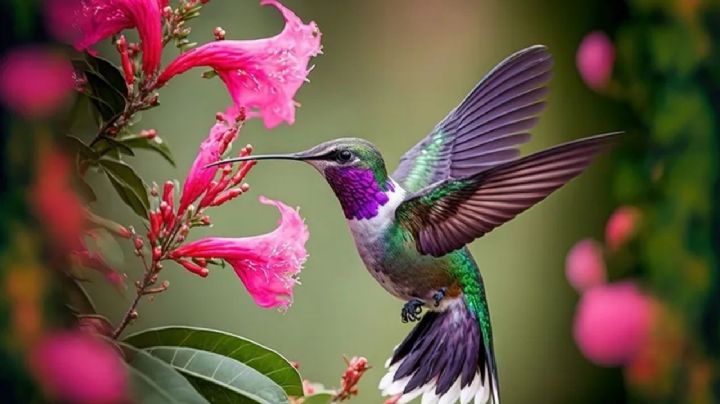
(84, 1, 626, 402)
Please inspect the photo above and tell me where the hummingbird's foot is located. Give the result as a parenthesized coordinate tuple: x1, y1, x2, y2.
(401, 299, 425, 323)
(432, 288, 447, 307)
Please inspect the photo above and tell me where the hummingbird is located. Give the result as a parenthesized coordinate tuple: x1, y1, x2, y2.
(212, 45, 619, 404)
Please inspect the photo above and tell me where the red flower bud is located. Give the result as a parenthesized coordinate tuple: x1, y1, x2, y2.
(115, 35, 134, 88)
(176, 259, 209, 277)
(213, 27, 226, 41)
(152, 246, 162, 261)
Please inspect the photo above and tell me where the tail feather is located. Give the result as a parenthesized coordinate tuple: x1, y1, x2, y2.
(379, 299, 498, 403)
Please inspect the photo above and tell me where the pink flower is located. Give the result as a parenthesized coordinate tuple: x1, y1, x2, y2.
(566, 239, 606, 293)
(31, 148, 85, 251)
(606, 206, 641, 252)
(573, 282, 654, 366)
(576, 31, 615, 91)
(157, 0, 322, 129)
(171, 196, 309, 310)
(0, 47, 74, 118)
(30, 331, 127, 404)
(177, 107, 246, 214)
(46, 0, 163, 76)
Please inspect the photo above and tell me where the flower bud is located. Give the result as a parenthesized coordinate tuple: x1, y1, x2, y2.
(152, 246, 162, 261)
(213, 27, 226, 41)
(141, 128, 157, 140)
(177, 259, 209, 277)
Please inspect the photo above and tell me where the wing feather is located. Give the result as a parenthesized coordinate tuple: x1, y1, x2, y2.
(393, 45, 553, 192)
(396, 133, 620, 256)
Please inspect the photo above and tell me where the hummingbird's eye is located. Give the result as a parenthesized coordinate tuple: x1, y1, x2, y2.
(336, 150, 353, 163)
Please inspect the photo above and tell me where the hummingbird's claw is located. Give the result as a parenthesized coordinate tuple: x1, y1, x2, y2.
(433, 288, 446, 307)
(401, 299, 425, 323)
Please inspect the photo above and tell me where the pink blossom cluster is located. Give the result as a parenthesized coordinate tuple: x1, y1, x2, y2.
(22, 1, 321, 402)
(576, 31, 615, 91)
(566, 206, 653, 367)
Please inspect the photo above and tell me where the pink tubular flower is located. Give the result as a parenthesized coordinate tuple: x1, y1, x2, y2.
(177, 107, 245, 214)
(30, 331, 127, 404)
(576, 31, 615, 91)
(573, 282, 654, 366)
(606, 206, 641, 252)
(0, 47, 74, 118)
(46, 0, 163, 76)
(170, 196, 309, 310)
(157, 0, 322, 129)
(565, 239, 606, 293)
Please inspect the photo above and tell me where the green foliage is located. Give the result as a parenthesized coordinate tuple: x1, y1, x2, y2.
(71, 54, 128, 122)
(125, 326, 303, 397)
(142, 347, 289, 404)
(606, 0, 720, 400)
(124, 326, 303, 403)
(99, 157, 150, 218)
(123, 343, 210, 404)
(120, 134, 176, 166)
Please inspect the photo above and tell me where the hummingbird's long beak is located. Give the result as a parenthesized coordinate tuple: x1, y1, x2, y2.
(205, 152, 311, 169)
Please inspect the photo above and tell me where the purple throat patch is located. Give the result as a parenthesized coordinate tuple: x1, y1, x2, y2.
(326, 167, 395, 220)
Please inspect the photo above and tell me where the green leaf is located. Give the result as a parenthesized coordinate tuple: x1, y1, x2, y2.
(122, 343, 209, 404)
(99, 158, 150, 218)
(96, 136, 135, 157)
(62, 276, 96, 314)
(72, 54, 127, 122)
(64, 135, 100, 161)
(120, 134, 176, 166)
(124, 327, 302, 397)
(302, 393, 334, 404)
(143, 346, 288, 404)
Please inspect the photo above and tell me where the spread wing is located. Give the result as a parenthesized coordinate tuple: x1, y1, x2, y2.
(392, 45, 553, 193)
(395, 133, 620, 257)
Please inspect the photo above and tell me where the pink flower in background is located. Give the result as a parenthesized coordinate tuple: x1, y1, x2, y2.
(606, 206, 641, 252)
(0, 47, 74, 118)
(177, 107, 246, 214)
(46, 0, 163, 76)
(566, 239, 606, 293)
(157, 0, 322, 129)
(573, 282, 653, 366)
(30, 331, 127, 404)
(31, 149, 85, 251)
(171, 196, 309, 310)
(576, 31, 615, 91)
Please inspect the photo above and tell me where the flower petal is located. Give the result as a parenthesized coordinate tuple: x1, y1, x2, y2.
(178, 106, 240, 213)
(157, 0, 322, 128)
(47, 0, 163, 75)
(171, 196, 309, 310)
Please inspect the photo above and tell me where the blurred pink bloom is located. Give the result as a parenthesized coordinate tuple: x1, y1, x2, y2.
(576, 31, 615, 91)
(157, 0, 322, 129)
(30, 331, 127, 404)
(170, 196, 309, 310)
(31, 149, 85, 251)
(72, 248, 126, 289)
(0, 47, 74, 118)
(177, 107, 243, 214)
(46, 0, 163, 76)
(566, 239, 606, 293)
(606, 206, 641, 252)
(573, 282, 653, 366)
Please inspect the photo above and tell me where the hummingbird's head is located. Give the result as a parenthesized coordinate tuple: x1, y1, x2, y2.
(210, 138, 397, 220)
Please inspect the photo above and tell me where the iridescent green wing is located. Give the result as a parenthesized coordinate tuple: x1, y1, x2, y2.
(395, 133, 619, 256)
(392, 45, 553, 193)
